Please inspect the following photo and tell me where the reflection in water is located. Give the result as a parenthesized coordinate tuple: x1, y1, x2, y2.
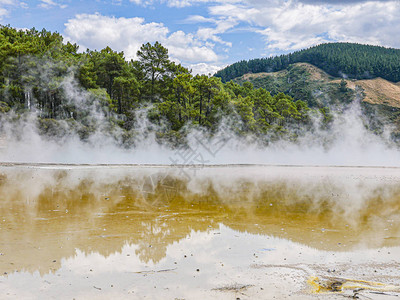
(0, 165, 400, 298)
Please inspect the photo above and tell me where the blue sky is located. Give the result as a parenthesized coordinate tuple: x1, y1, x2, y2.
(1, 0, 400, 74)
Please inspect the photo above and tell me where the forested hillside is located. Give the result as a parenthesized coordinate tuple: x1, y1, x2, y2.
(0, 25, 320, 146)
(215, 43, 400, 83)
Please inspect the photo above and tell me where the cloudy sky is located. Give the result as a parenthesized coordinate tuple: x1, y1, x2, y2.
(2, 0, 400, 74)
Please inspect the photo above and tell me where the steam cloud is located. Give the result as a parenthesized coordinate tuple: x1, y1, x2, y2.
(0, 59, 399, 167)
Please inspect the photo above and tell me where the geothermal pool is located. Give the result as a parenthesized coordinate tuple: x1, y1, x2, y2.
(0, 164, 400, 299)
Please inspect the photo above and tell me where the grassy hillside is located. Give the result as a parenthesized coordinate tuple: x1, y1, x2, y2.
(233, 62, 400, 138)
(350, 78, 400, 108)
(216, 43, 400, 83)
(233, 63, 355, 108)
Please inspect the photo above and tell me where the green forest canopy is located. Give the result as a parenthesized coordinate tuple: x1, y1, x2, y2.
(0, 25, 321, 146)
(215, 43, 400, 83)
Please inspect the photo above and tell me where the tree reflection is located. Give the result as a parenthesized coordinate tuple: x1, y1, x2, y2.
(0, 166, 400, 275)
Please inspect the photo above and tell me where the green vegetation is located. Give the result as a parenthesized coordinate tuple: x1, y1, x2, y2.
(0, 25, 322, 146)
(233, 63, 356, 108)
(215, 43, 400, 83)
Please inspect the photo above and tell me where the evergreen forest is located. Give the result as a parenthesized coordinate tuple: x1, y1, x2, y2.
(215, 43, 400, 83)
(0, 25, 322, 147)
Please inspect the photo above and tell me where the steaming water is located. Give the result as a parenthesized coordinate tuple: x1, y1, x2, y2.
(1, 43, 400, 299)
(1, 100, 400, 167)
(0, 165, 400, 299)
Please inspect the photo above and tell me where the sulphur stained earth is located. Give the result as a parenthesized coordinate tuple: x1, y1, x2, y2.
(0, 164, 400, 299)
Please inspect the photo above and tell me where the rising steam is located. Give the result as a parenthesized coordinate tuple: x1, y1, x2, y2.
(0, 59, 399, 166)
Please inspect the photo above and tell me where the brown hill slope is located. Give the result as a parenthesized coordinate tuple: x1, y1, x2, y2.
(242, 63, 333, 82)
(333, 77, 400, 109)
(239, 62, 400, 109)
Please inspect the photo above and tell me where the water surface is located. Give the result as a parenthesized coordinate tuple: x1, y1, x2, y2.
(1, 165, 400, 299)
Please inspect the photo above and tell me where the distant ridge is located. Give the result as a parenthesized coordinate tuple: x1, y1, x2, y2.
(215, 43, 400, 83)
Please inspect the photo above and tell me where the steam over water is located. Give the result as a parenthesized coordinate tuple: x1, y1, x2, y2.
(1, 76, 400, 297)
(1, 99, 400, 166)
(1, 165, 400, 299)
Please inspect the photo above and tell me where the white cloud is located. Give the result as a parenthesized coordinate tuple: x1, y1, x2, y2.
(63, 1, 400, 74)
(184, 15, 216, 24)
(0, 7, 7, 18)
(130, 0, 245, 8)
(64, 14, 167, 58)
(0, 0, 18, 20)
(39, 0, 67, 9)
(166, 30, 219, 62)
(129, 0, 214, 8)
(196, 17, 237, 47)
(64, 13, 220, 67)
(207, 0, 400, 52)
(188, 62, 225, 75)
